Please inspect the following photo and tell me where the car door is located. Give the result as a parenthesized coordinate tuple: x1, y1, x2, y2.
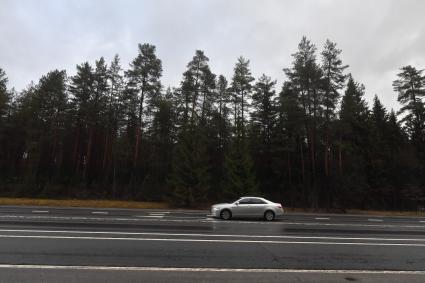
(232, 198, 252, 217)
(250, 198, 268, 217)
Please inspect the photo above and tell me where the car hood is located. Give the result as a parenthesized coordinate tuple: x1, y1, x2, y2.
(212, 203, 230, 208)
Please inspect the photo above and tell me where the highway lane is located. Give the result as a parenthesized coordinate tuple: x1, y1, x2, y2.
(0, 205, 424, 282)
(1, 266, 425, 283)
(1, 205, 425, 225)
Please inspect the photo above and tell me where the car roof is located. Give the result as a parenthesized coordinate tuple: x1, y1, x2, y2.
(240, 196, 264, 199)
(239, 196, 269, 201)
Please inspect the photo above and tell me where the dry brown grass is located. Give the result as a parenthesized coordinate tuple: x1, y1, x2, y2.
(0, 198, 169, 209)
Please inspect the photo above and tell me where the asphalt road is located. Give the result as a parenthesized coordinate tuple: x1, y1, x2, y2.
(0, 205, 425, 282)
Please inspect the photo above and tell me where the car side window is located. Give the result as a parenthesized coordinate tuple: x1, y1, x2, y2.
(251, 198, 266, 204)
(238, 198, 251, 204)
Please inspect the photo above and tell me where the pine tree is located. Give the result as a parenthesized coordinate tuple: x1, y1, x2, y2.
(180, 50, 216, 125)
(273, 81, 305, 204)
(208, 75, 232, 199)
(125, 43, 162, 186)
(106, 55, 125, 195)
(85, 57, 109, 184)
(392, 65, 425, 146)
(69, 62, 95, 182)
(17, 70, 68, 193)
(284, 36, 323, 207)
(321, 40, 348, 177)
(0, 68, 13, 181)
(231, 56, 254, 137)
(144, 93, 175, 200)
(215, 75, 231, 148)
(321, 40, 348, 122)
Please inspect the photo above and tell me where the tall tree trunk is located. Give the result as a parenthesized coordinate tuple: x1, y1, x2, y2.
(103, 132, 109, 170)
(325, 129, 329, 177)
(241, 90, 245, 138)
(133, 90, 145, 169)
(83, 127, 94, 184)
(72, 126, 81, 176)
(338, 135, 343, 175)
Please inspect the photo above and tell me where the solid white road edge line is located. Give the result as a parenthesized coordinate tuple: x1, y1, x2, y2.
(1, 215, 425, 228)
(0, 264, 424, 274)
(1, 234, 425, 246)
(0, 229, 424, 242)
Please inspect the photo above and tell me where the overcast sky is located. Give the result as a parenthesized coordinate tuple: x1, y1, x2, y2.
(1, 0, 424, 110)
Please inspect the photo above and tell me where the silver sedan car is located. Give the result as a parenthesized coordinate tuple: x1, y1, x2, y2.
(211, 197, 284, 221)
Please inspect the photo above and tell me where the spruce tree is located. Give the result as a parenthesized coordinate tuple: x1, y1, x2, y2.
(250, 74, 277, 194)
(168, 126, 210, 207)
(223, 139, 258, 199)
(168, 50, 215, 206)
(338, 75, 370, 207)
(0, 68, 10, 121)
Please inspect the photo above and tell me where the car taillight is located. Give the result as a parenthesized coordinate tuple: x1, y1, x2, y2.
(276, 203, 282, 208)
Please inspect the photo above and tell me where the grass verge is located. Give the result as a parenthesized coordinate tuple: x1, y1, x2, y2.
(0, 197, 169, 210)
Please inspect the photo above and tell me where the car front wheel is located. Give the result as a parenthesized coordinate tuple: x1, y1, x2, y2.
(220, 209, 232, 220)
(264, 210, 275, 221)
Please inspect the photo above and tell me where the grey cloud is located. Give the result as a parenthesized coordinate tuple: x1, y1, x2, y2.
(0, 0, 424, 110)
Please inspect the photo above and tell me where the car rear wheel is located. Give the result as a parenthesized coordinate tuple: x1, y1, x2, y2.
(220, 209, 232, 220)
(264, 210, 275, 221)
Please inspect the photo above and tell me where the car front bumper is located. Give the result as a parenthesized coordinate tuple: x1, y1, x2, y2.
(210, 208, 222, 218)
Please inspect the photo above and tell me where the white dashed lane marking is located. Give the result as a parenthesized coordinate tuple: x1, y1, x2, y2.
(368, 219, 383, 222)
(135, 215, 164, 218)
(91, 211, 109, 215)
(315, 217, 330, 220)
(31, 210, 49, 213)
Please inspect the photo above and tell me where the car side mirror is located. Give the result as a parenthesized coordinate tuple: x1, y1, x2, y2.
(235, 202, 239, 206)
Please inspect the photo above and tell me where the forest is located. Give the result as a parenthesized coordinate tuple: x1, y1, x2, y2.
(0, 36, 424, 210)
